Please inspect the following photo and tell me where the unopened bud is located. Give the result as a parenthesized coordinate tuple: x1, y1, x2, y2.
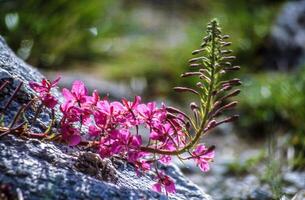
(173, 87, 199, 95)
(196, 82, 203, 88)
(181, 72, 202, 77)
(192, 48, 205, 55)
(204, 120, 217, 132)
(189, 63, 202, 68)
(221, 42, 232, 47)
(222, 35, 230, 39)
(190, 102, 199, 111)
(224, 66, 240, 71)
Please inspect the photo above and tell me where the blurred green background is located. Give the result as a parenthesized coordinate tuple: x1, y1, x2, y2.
(1, 0, 304, 167)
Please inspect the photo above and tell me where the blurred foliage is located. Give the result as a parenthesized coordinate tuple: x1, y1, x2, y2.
(0, 0, 119, 67)
(226, 151, 265, 176)
(261, 135, 283, 199)
(238, 69, 305, 168)
(0, 0, 284, 92)
(95, 0, 284, 98)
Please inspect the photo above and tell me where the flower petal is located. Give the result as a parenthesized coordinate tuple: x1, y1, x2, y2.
(72, 80, 88, 97)
(68, 134, 81, 146)
(152, 183, 162, 193)
(51, 76, 61, 87)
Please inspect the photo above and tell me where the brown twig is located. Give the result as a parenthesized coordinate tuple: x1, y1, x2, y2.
(2, 82, 23, 114)
(0, 80, 10, 92)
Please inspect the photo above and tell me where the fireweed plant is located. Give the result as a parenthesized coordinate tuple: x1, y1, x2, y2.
(0, 20, 241, 194)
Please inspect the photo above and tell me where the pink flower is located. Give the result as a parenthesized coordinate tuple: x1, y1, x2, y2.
(110, 129, 142, 154)
(133, 159, 151, 176)
(96, 100, 124, 117)
(120, 96, 141, 126)
(40, 93, 58, 109)
(98, 138, 114, 158)
(192, 144, 215, 172)
(62, 80, 88, 105)
(29, 77, 60, 94)
(152, 172, 176, 194)
(60, 123, 82, 146)
(137, 102, 168, 128)
(159, 155, 171, 164)
(88, 125, 101, 137)
(29, 77, 61, 109)
(122, 96, 141, 110)
(135, 160, 151, 172)
(68, 134, 82, 146)
(61, 80, 94, 124)
(137, 102, 157, 120)
(60, 103, 82, 123)
(93, 110, 108, 131)
(85, 90, 100, 106)
(127, 151, 149, 171)
(150, 123, 173, 141)
(27, 77, 220, 196)
(93, 100, 126, 130)
(81, 90, 100, 124)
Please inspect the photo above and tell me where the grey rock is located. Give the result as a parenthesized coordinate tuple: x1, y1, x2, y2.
(283, 172, 305, 189)
(207, 175, 273, 200)
(280, 195, 290, 200)
(291, 190, 305, 200)
(0, 36, 211, 200)
(0, 135, 210, 200)
(263, 0, 305, 70)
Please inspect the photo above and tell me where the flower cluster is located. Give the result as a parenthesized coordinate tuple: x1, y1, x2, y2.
(29, 77, 60, 109)
(27, 20, 241, 196)
(29, 78, 215, 194)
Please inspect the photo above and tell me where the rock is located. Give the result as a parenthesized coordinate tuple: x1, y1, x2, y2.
(206, 175, 273, 200)
(0, 36, 211, 199)
(283, 172, 305, 190)
(262, 0, 305, 70)
(0, 135, 210, 200)
(280, 195, 290, 200)
(291, 190, 305, 200)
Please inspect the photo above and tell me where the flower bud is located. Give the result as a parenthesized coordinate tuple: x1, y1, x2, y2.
(192, 48, 205, 55)
(173, 87, 199, 95)
(224, 66, 240, 71)
(181, 72, 202, 77)
(222, 35, 230, 39)
(190, 102, 199, 111)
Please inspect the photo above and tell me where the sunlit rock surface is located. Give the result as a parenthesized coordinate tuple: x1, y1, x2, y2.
(0, 135, 211, 200)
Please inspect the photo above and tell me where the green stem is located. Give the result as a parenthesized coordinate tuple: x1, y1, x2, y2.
(44, 109, 55, 135)
(9, 99, 35, 129)
(140, 21, 218, 156)
(31, 103, 43, 126)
